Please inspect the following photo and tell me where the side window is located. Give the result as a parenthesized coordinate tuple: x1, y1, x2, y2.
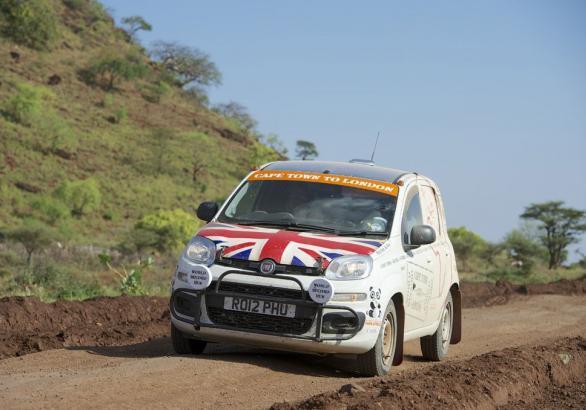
(419, 185, 442, 237)
(401, 189, 423, 246)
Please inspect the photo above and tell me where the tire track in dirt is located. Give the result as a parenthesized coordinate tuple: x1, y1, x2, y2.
(0, 295, 585, 409)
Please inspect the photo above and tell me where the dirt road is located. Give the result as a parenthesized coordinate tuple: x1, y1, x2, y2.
(1, 294, 585, 409)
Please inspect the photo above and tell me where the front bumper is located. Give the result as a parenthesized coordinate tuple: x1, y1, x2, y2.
(171, 269, 377, 354)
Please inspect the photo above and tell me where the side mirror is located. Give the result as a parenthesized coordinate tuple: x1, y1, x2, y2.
(196, 201, 219, 222)
(409, 225, 436, 247)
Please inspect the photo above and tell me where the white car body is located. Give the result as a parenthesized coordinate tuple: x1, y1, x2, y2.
(170, 160, 461, 368)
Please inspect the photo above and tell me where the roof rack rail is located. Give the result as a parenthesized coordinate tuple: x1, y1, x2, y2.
(349, 159, 375, 166)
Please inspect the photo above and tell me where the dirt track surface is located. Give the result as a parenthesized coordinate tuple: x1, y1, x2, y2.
(1, 278, 584, 359)
(1, 294, 585, 409)
(272, 336, 586, 409)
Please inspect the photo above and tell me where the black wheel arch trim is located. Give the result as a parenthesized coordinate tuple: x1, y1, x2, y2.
(391, 292, 405, 366)
(450, 283, 462, 344)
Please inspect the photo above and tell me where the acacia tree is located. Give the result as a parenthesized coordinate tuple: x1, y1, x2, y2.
(55, 179, 102, 218)
(295, 140, 318, 160)
(7, 219, 55, 268)
(150, 41, 222, 89)
(521, 201, 586, 269)
(121, 15, 152, 38)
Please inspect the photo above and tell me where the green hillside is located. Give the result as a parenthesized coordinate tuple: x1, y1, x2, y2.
(0, 0, 279, 299)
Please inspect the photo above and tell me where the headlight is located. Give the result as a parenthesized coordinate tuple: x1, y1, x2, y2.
(183, 236, 216, 266)
(325, 255, 373, 280)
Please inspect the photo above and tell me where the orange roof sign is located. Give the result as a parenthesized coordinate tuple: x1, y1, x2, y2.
(248, 170, 399, 197)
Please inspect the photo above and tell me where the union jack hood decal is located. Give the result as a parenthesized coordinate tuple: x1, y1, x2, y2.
(198, 222, 383, 268)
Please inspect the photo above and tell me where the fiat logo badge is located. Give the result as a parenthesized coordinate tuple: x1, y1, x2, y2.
(259, 259, 276, 274)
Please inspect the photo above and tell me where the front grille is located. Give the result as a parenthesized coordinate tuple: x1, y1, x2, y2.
(216, 257, 320, 276)
(214, 281, 305, 300)
(207, 307, 314, 335)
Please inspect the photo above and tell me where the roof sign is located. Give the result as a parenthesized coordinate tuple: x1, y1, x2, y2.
(247, 170, 399, 197)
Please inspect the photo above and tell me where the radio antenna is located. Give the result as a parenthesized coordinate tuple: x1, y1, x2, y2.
(370, 132, 380, 162)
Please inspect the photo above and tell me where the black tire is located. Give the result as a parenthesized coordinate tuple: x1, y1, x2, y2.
(171, 323, 207, 355)
(420, 293, 453, 361)
(356, 301, 397, 376)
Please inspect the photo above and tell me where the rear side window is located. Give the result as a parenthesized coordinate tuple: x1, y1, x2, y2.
(419, 185, 442, 237)
(401, 189, 423, 246)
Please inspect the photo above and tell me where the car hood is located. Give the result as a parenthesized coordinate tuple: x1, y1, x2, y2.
(197, 222, 384, 267)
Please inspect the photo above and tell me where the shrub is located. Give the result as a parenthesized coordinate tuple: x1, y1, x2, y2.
(150, 128, 175, 173)
(141, 81, 171, 103)
(249, 141, 280, 168)
(55, 178, 102, 217)
(113, 105, 127, 124)
(102, 257, 152, 295)
(486, 266, 524, 283)
(83, 51, 148, 90)
(183, 86, 209, 106)
(31, 196, 70, 225)
(213, 102, 257, 133)
(261, 133, 288, 158)
(448, 226, 489, 272)
(131, 209, 198, 253)
(0, 0, 59, 49)
(37, 112, 78, 153)
(501, 230, 547, 274)
(102, 208, 117, 221)
(2, 83, 54, 126)
(63, 0, 86, 10)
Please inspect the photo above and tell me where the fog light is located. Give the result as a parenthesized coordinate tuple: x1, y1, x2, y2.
(331, 293, 367, 302)
(177, 271, 188, 282)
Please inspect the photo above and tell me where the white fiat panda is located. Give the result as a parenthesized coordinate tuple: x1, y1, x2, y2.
(170, 160, 461, 376)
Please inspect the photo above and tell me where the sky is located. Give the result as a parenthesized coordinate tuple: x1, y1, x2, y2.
(102, 0, 586, 258)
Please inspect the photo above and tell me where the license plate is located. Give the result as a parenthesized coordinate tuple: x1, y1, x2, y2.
(223, 297, 296, 318)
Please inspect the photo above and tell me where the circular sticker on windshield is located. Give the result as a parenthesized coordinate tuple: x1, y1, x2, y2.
(308, 278, 334, 304)
(188, 265, 212, 290)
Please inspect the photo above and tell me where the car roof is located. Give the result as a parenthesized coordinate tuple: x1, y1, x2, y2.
(263, 160, 412, 183)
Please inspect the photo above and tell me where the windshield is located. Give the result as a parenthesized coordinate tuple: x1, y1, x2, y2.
(218, 179, 397, 237)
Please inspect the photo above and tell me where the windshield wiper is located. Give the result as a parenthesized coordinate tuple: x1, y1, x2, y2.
(336, 230, 388, 237)
(235, 220, 338, 234)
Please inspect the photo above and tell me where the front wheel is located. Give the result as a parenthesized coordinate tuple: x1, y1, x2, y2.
(420, 293, 453, 361)
(356, 301, 397, 376)
(171, 324, 207, 355)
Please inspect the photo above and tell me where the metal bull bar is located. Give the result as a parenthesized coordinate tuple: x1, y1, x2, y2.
(170, 270, 364, 342)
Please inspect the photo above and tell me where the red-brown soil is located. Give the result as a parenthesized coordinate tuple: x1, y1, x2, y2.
(0, 295, 168, 359)
(0, 277, 584, 360)
(460, 276, 586, 308)
(271, 337, 586, 410)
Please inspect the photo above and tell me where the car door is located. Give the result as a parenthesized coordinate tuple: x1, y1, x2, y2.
(402, 185, 436, 331)
(418, 184, 446, 305)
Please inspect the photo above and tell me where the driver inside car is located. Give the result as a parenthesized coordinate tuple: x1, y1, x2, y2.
(292, 185, 389, 232)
